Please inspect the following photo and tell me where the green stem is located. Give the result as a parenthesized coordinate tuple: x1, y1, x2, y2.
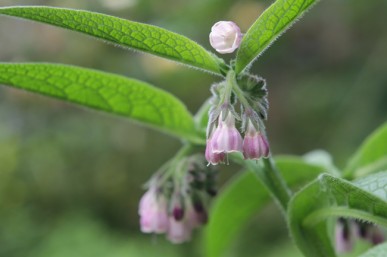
(260, 157, 292, 211)
(228, 70, 292, 211)
(229, 72, 251, 110)
(303, 206, 387, 228)
(156, 144, 195, 186)
(238, 155, 292, 212)
(221, 71, 235, 104)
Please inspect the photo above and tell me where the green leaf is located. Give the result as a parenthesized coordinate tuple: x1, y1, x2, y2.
(0, 6, 224, 75)
(0, 63, 202, 143)
(354, 171, 387, 201)
(235, 0, 318, 74)
(303, 150, 340, 176)
(359, 243, 387, 257)
(204, 156, 325, 257)
(289, 174, 387, 257)
(344, 123, 387, 179)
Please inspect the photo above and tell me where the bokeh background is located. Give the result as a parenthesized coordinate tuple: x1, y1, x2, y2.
(0, 0, 386, 256)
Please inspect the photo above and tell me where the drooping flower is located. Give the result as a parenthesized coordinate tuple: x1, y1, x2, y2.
(186, 199, 208, 229)
(205, 128, 226, 165)
(242, 121, 270, 160)
(167, 217, 192, 244)
(357, 222, 385, 245)
(209, 21, 243, 54)
(335, 218, 354, 254)
(139, 188, 169, 234)
(210, 111, 243, 154)
(139, 156, 216, 244)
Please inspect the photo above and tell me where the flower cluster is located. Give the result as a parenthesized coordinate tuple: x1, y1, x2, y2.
(138, 155, 216, 243)
(335, 218, 385, 254)
(205, 74, 270, 165)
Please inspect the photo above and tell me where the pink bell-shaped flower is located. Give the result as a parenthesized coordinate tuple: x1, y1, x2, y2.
(211, 112, 243, 154)
(167, 217, 192, 244)
(242, 122, 270, 160)
(138, 188, 169, 234)
(209, 21, 243, 54)
(335, 219, 354, 254)
(205, 134, 226, 165)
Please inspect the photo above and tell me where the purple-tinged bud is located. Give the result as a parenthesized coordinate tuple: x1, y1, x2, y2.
(335, 218, 354, 254)
(205, 139, 226, 165)
(184, 200, 208, 230)
(173, 206, 185, 221)
(356, 222, 385, 245)
(209, 21, 243, 54)
(138, 188, 169, 234)
(242, 122, 269, 160)
(368, 226, 385, 245)
(211, 112, 243, 154)
(167, 218, 192, 244)
(171, 194, 185, 221)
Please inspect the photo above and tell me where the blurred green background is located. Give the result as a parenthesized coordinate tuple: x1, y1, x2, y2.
(0, 0, 386, 256)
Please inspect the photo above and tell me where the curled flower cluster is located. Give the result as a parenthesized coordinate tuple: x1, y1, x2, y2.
(335, 218, 385, 254)
(205, 74, 270, 165)
(138, 156, 216, 243)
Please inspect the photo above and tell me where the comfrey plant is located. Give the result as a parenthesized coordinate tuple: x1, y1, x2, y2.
(0, 1, 387, 256)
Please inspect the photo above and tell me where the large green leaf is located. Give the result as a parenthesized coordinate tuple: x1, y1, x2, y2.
(344, 123, 387, 179)
(204, 156, 326, 257)
(0, 63, 202, 143)
(289, 174, 387, 257)
(235, 0, 318, 74)
(0, 6, 224, 75)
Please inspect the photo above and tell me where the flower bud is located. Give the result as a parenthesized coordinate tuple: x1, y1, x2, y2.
(209, 21, 243, 54)
(170, 192, 185, 221)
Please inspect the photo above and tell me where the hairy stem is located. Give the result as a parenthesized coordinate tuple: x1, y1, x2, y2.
(260, 157, 293, 211)
(303, 206, 387, 228)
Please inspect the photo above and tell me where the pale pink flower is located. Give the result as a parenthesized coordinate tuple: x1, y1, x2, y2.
(211, 112, 243, 154)
(335, 219, 353, 254)
(205, 137, 226, 165)
(167, 218, 192, 244)
(209, 21, 243, 54)
(242, 122, 269, 160)
(185, 200, 208, 230)
(138, 189, 169, 234)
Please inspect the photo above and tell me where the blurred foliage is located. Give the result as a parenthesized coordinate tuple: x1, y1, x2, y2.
(0, 0, 386, 256)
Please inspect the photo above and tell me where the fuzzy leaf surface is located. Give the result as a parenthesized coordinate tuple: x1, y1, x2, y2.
(0, 6, 223, 75)
(289, 174, 387, 257)
(0, 63, 202, 142)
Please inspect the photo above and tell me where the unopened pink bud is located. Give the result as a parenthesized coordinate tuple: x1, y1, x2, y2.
(209, 21, 243, 54)
(211, 113, 243, 154)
